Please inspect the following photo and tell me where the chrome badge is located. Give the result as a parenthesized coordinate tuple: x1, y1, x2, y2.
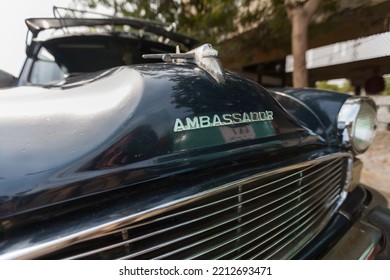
(173, 111, 274, 132)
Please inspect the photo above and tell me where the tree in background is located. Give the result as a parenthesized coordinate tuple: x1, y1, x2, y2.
(74, 0, 238, 44)
(238, 0, 337, 87)
(284, 0, 321, 87)
(73, 0, 337, 87)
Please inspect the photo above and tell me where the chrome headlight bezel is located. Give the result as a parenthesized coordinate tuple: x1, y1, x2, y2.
(337, 97, 377, 154)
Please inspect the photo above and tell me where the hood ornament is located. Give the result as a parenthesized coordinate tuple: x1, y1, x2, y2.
(143, 44, 226, 84)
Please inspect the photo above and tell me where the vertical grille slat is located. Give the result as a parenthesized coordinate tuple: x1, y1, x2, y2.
(246, 188, 342, 260)
(68, 167, 342, 260)
(197, 175, 342, 260)
(41, 155, 349, 260)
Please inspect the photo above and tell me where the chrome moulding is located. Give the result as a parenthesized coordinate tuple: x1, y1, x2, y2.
(0, 154, 351, 260)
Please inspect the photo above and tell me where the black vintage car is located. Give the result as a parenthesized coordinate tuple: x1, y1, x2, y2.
(0, 11, 389, 260)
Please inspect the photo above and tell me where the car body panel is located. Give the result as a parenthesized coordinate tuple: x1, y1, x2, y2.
(0, 14, 389, 260)
(0, 65, 322, 221)
(270, 88, 351, 144)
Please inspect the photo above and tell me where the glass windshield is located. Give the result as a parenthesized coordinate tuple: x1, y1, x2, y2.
(27, 36, 175, 86)
(29, 47, 68, 85)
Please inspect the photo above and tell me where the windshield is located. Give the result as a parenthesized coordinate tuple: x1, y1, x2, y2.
(29, 47, 68, 85)
(26, 35, 176, 85)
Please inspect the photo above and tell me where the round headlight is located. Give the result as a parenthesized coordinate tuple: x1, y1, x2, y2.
(337, 97, 377, 154)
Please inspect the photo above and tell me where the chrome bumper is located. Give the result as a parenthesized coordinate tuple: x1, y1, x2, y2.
(323, 186, 390, 259)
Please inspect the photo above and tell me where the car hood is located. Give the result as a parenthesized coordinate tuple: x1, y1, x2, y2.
(0, 65, 323, 219)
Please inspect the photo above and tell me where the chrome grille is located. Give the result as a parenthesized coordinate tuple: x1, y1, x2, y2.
(44, 156, 348, 260)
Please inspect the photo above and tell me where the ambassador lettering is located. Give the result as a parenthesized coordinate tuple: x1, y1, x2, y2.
(174, 111, 274, 132)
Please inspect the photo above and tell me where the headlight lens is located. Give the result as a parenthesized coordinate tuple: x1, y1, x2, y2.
(337, 97, 377, 154)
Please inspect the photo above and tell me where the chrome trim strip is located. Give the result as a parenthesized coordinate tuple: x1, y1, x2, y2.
(323, 186, 389, 260)
(68, 166, 343, 259)
(68, 165, 341, 259)
(185, 178, 339, 260)
(255, 209, 329, 259)
(219, 190, 339, 260)
(260, 191, 341, 260)
(156, 181, 341, 260)
(68, 172, 338, 259)
(322, 222, 382, 260)
(101, 158, 342, 237)
(0, 152, 351, 260)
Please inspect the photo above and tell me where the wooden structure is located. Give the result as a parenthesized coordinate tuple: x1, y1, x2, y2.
(219, 0, 390, 88)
